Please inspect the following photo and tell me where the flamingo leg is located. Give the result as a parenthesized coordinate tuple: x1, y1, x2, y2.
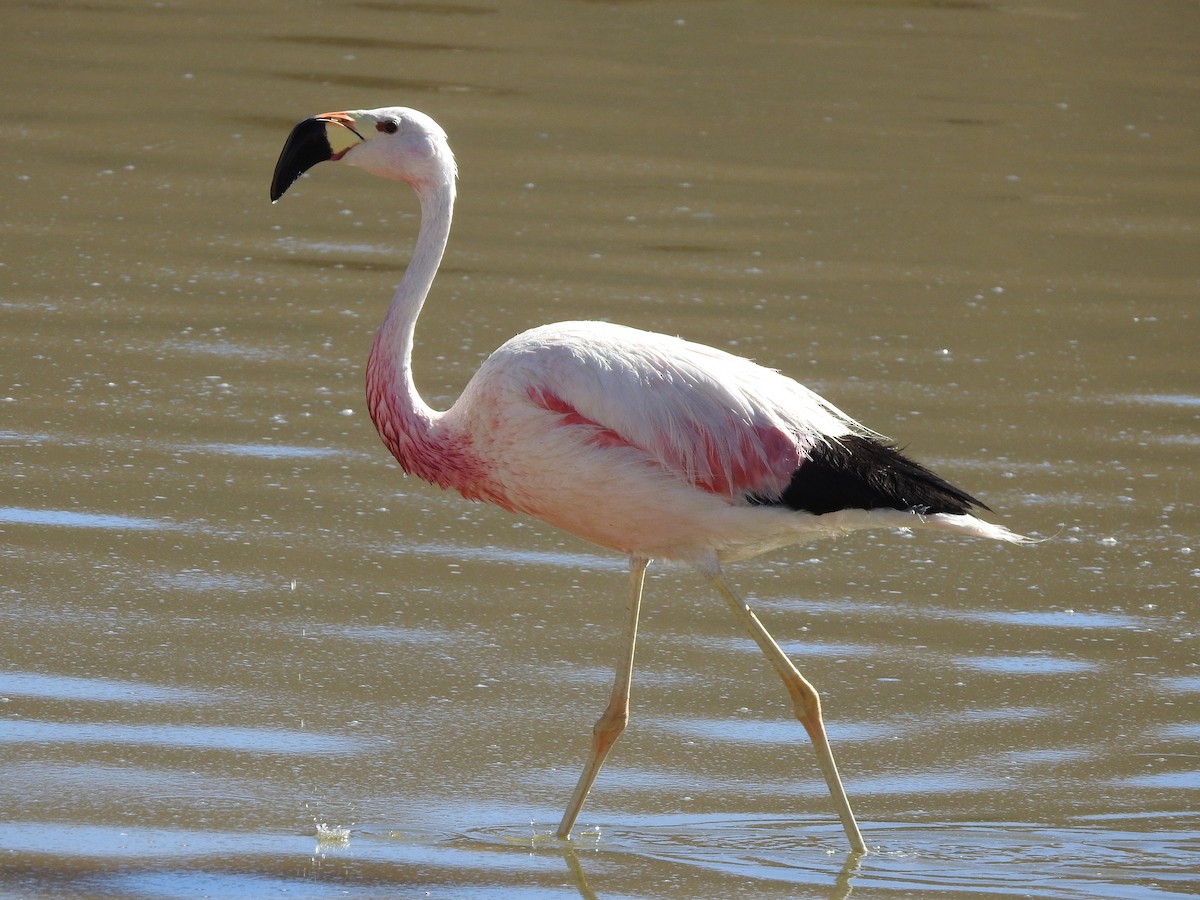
(556, 556, 648, 839)
(707, 569, 867, 854)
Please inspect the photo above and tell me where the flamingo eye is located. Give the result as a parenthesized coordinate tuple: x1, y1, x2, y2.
(378, 119, 399, 134)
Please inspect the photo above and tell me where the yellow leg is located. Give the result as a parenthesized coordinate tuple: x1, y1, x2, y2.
(707, 569, 867, 854)
(556, 556, 648, 839)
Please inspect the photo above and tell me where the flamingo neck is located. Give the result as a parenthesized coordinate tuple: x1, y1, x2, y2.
(366, 174, 455, 477)
(369, 174, 453, 410)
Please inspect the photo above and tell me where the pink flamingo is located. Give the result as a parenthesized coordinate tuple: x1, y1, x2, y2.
(270, 106, 1028, 853)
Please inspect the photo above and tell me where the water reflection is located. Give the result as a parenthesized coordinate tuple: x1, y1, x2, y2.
(0, 506, 171, 531)
(0, 671, 200, 704)
(954, 655, 1098, 675)
(0, 813, 1194, 897)
(188, 442, 344, 459)
(0, 721, 357, 755)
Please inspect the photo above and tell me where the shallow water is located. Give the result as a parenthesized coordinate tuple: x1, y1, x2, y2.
(2, 0, 1198, 897)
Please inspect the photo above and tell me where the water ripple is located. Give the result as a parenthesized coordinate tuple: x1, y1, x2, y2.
(0, 672, 202, 704)
(0, 506, 176, 531)
(954, 655, 1098, 675)
(0, 721, 358, 755)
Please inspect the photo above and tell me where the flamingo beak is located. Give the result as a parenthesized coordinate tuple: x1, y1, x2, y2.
(270, 111, 367, 202)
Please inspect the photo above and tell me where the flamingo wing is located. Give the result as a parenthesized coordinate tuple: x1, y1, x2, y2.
(477, 321, 867, 501)
(461, 320, 990, 523)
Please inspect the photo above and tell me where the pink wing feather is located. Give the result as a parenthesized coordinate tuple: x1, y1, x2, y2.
(489, 321, 867, 501)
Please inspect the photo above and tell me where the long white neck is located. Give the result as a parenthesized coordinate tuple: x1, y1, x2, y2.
(370, 173, 455, 411)
(360, 157, 458, 504)
(364, 165, 511, 508)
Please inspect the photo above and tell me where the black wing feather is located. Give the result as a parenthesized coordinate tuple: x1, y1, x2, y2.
(749, 435, 989, 516)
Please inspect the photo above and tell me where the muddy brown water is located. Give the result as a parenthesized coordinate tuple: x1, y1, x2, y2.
(2, 1, 1197, 897)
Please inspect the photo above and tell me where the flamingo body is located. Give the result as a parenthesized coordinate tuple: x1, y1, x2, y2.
(375, 317, 1013, 564)
(271, 106, 1028, 853)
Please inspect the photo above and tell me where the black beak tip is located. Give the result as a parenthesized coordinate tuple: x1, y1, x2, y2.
(270, 117, 334, 203)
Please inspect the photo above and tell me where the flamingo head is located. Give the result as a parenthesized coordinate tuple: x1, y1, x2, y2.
(270, 106, 456, 202)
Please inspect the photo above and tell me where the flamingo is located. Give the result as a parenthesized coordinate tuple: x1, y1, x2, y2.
(269, 106, 1029, 854)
